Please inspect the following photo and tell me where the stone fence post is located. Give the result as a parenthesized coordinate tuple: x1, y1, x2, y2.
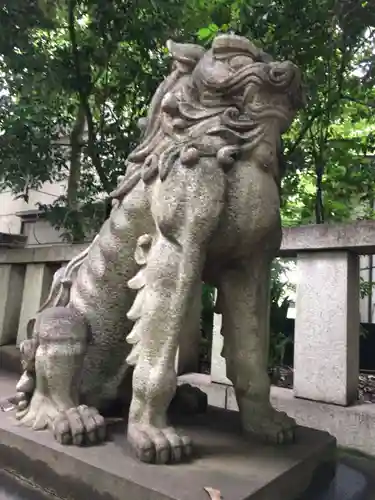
(0, 234, 27, 346)
(211, 221, 375, 407)
(17, 263, 60, 345)
(282, 222, 375, 406)
(293, 251, 359, 406)
(0, 264, 25, 346)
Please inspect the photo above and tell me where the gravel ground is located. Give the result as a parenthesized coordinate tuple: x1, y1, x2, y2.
(271, 366, 375, 404)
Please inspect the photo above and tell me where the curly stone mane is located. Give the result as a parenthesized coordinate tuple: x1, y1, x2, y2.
(111, 34, 302, 200)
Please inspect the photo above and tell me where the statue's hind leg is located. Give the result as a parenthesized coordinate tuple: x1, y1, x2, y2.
(127, 162, 225, 464)
(219, 253, 296, 444)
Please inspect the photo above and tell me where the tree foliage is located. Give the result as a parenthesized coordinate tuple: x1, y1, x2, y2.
(196, 0, 375, 226)
(0, 0, 375, 240)
(0, 0, 211, 239)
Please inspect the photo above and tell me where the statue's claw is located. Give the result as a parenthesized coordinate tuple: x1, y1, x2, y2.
(127, 423, 193, 464)
(52, 405, 106, 446)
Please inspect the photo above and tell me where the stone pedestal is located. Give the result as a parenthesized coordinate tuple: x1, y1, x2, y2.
(0, 406, 336, 500)
(294, 251, 360, 406)
(0, 264, 25, 345)
(16, 263, 58, 345)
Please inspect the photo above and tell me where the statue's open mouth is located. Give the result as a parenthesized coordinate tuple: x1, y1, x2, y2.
(238, 59, 305, 136)
(242, 60, 305, 112)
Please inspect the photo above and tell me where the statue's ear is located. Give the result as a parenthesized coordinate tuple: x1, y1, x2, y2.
(166, 40, 205, 68)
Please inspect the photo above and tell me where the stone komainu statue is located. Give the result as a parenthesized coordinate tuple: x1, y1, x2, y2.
(14, 34, 303, 464)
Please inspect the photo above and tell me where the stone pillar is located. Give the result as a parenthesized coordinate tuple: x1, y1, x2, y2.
(210, 311, 232, 384)
(294, 251, 360, 406)
(0, 264, 26, 345)
(210, 289, 231, 385)
(359, 255, 371, 323)
(16, 263, 57, 345)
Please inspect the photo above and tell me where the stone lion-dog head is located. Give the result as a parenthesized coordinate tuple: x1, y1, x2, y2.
(111, 34, 304, 201)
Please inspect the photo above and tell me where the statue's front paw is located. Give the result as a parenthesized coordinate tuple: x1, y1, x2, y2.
(128, 423, 193, 464)
(52, 405, 106, 446)
(241, 404, 297, 445)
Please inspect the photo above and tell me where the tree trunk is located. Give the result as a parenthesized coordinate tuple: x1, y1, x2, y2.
(67, 103, 85, 209)
(66, 104, 86, 242)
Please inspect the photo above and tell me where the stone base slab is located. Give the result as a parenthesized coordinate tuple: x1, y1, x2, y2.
(0, 401, 335, 500)
(179, 373, 375, 458)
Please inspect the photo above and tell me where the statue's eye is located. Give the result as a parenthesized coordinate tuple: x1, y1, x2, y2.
(230, 55, 254, 68)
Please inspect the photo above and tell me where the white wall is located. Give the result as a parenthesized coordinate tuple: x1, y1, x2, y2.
(0, 190, 26, 234)
(21, 218, 65, 245)
(0, 181, 67, 243)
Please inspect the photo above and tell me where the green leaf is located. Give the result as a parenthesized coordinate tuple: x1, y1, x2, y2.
(197, 23, 219, 40)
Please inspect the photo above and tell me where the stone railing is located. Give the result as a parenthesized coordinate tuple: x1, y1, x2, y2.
(2, 221, 375, 454)
(0, 243, 86, 347)
(1, 221, 375, 408)
(211, 221, 375, 407)
(0, 241, 200, 374)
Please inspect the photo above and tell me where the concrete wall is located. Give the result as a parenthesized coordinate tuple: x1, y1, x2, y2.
(0, 182, 67, 244)
(0, 190, 26, 234)
(22, 218, 65, 245)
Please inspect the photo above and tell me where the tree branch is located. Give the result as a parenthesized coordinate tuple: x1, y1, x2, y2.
(67, 103, 85, 210)
(284, 97, 340, 160)
(341, 95, 375, 109)
(286, 27, 351, 162)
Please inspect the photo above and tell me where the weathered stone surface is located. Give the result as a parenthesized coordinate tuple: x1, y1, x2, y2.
(280, 221, 375, 257)
(0, 243, 87, 264)
(0, 265, 25, 346)
(294, 251, 360, 406)
(3, 219, 375, 264)
(16, 263, 57, 345)
(0, 406, 336, 500)
(179, 373, 375, 459)
(11, 34, 304, 463)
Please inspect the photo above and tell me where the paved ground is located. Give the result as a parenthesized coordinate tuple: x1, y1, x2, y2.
(1, 370, 375, 500)
(0, 471, 53, 500)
